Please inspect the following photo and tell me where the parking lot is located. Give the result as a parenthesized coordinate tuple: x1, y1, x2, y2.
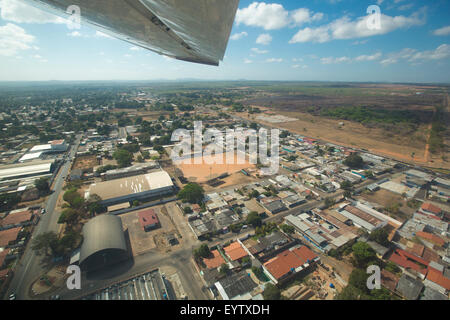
(82, 269, 172, 300)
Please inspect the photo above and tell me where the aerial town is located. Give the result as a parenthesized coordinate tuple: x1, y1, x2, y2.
(0, 82, 449, 302)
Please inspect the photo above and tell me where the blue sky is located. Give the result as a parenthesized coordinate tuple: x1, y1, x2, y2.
(0, 0, 449, 82)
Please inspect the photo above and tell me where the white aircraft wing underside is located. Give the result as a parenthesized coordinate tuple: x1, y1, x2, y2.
(23, 0, 240, 66)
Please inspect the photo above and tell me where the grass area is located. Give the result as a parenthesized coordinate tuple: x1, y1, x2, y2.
(319, 106, 420, 125)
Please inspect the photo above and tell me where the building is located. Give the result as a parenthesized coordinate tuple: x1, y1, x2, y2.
(0, 227, 22, 248)
(138, 209, 160, 232)
(203, 250, 225, 269)
(0, 208, 34, 230)
(223, 242, 248, 262)
(100, 162, 159, 181)
(78, 215, 129, 272)
(337, 203, 388, 233)
(420, 203, 442, 217)
(85, 170, 175, 206)
(396, 274, 424, 300)
(214, 271, 258, 300)
(0, 160, 55, 182)
(19, 140, 68, 162)
(262, 245, 319, 284)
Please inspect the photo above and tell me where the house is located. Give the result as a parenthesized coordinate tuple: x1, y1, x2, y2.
(262, 245, 318, 284)
(420, 203, 442, 217)
(424, 262, 450, 294)
(223, 242, 248, 262)
(203, 250, 225, 269)
(0, 227, 22, 248)
(214, 271, 258, 300)
(138, 209, 160, 232)
(396, 274, 424, 300)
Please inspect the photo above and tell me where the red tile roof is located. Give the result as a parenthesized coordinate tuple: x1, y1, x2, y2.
(203, 250, 225, 269)
(291, 246, 317, 264)
(263, 246, 317, 280)
(0, 209, 33, 227)
(426, 267, 450, 290)
(416, 231, 445, 247)
(138, 209, 159, 229)
(388, 249, 428, 275)
(223, 242, 248, 261)
(421, 203, 442, 215)
(0, 227, 21, 247)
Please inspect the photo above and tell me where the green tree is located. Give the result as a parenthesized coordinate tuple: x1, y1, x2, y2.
(178, 183, 204, 204)
(31, 231, 59, 256)
(263, 283, 281, 300)
(35, 177, 50, 196)
(344, 153, 364, 169)
(280, 224, 295, 234)
(246, 211, 262, 228)
(219, 263, 230, 275)
(352, 242, 377, 268)
(113, 148, 133, 168)
(368, 227, 390, 246)
(193, 244, 211, 260)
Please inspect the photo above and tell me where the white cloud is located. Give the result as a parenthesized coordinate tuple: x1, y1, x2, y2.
(433, 26, 450, 36)
(380, 44, 450, 65)
(290, 10, 425, 43)
(130, 46, 142, 51)
(230, 31, 248, 40)
(256, 33, 272, 45)
(409, 44, 450, 62)
(236, 2, 324, 30)
(251, 47, 268, 54)
(244, 58, 253, 64)
(266, 58, 283, 63)
(321, 56, 350, 64)
(0, 23, 35, 56)
(292, 8, 323, 26)
(292, 64, 307, 69)
(355, 52, 382, 61)
(0, 0, 66, 24)
(67, 31, 82, 37)
(236, 2, 289, 30)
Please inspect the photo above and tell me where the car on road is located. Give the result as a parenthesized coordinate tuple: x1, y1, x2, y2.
(9, 293, 16, 300)
(41, 208, 46, 214)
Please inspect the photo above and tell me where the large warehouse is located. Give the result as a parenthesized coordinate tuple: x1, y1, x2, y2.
(85, 170, 175, 206)
(78, 214, 129, 272)
(0, 159, 55, 182)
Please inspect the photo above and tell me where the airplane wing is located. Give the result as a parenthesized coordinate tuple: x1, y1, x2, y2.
(23, 0, 240, 66)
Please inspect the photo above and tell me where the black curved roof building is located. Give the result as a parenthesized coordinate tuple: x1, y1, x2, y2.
(79, 214, 128, 271)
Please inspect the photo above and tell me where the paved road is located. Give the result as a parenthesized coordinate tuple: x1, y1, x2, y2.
(6, 135, 82, 300)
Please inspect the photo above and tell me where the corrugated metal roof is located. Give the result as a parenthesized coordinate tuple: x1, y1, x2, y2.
(79, 214, 127, 265)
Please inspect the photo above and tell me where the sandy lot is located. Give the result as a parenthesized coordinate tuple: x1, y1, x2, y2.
(120, 205, 179, 256)
(175, 153, 255, 183)
(73, 155, 98, 171)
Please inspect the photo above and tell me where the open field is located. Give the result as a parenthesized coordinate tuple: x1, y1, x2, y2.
(238, 83, 449, 169)
(175, 153, 255, 183)
(73, 155, 98, 171)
